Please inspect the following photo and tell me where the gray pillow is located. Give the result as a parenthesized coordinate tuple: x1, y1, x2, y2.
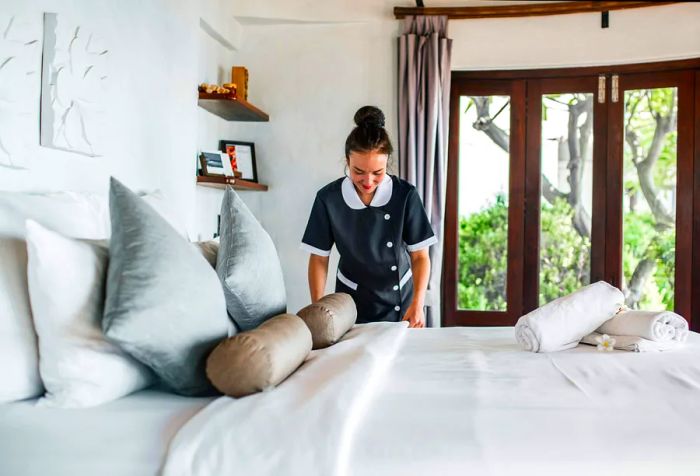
(206, 313, 312, 398)
(217, 187, 286, 331)
(103, 178, 231, 396)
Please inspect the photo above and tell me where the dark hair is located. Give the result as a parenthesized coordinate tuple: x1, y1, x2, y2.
(344, 106, 394, 159)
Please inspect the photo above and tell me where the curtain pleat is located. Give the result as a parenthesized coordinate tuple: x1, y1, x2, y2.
(398, 15, 452, 327)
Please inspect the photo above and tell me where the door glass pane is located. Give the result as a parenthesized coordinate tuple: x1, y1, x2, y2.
(457, 95, 510, 311)
(539, 93, 593, 305)
(622, 87, 677, 310)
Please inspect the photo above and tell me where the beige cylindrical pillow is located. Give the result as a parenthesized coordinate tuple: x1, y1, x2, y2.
(206, 313, 312, 398)
(193, 238, 219, 268)
(297, 293, 357, 350)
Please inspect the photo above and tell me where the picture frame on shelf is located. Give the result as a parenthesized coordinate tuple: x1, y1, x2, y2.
(219, 140, 258, 182)
(199, 150, 235, 177)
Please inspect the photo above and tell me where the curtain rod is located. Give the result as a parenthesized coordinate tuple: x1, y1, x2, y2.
(394, 1, 679, 20)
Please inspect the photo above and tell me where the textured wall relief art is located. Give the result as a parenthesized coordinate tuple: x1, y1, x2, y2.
(40, 13, 108, 157)
(0, 14, 40, 169)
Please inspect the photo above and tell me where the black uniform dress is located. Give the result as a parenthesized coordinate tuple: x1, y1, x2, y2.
(301, 174, 437, 323)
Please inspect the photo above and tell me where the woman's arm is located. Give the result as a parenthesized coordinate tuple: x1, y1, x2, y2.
(402, 248, 431, 328)
(308, 254, 330, 303)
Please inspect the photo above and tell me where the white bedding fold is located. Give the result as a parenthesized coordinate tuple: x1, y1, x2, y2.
(162, 322, 408, 476)
(515, 281, 624, 352)
(581, 332, 683, 352)
(596, 310, 688, 343)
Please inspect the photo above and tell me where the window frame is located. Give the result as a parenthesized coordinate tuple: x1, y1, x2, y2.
(444, 58, 700, 329)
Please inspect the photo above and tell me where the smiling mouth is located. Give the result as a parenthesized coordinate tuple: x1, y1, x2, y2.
(362, 185, 373, 190)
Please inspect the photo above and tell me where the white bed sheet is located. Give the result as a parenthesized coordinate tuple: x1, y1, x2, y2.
(162, 324, 700, 476)
(0, 389, 214, 476)
(354, 327, 700, 476)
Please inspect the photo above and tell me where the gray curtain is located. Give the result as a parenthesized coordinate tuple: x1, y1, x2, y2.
(398, 15, 452, 327)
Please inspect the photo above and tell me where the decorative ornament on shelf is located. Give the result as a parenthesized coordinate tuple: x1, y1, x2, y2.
(198, 82, 237, 98)
(231, 66, 248, 101)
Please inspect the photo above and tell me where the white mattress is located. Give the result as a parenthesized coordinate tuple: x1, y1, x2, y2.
(0, 389, 214, 476)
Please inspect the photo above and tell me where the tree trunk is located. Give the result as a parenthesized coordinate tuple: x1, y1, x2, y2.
(625, 257, 656, 309)
(471, 97, 510, 152)
(565, 96, 592, 238)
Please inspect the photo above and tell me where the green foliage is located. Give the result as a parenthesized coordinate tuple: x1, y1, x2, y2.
(457, 197, 591, 310)
(457, 194, 508, 311)
(538, 199, 590, 305)
(458, 199, 675, 310)
(623, 211, 675, 310)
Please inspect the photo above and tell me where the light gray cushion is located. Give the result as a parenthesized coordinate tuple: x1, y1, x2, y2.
(103, 178, 231, 396)
(297, 293, 357, 349)
(206, 313, 312, 398)
(217, 187, 286, 331)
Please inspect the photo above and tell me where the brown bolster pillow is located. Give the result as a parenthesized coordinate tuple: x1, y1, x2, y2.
(206, 313, 312, 398)
(297, 293, 357, 350)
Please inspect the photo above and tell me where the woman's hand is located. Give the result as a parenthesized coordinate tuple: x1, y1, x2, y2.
(402, 301, 425, 328)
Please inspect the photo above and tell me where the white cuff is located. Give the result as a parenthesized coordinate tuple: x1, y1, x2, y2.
(406, 235, 438, 252)
(300, 242, 332, 257)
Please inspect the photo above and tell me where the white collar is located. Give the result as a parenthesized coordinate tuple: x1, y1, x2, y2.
(341, 174, 393, 210)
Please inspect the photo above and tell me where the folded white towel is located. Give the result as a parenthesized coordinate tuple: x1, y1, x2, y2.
(581, 332, 683, 352)
(596, 310, 688, 343)
(515, 281, 625, 353)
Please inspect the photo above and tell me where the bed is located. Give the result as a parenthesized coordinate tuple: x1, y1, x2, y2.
(2, 324, 699, 475)
(2, 191, 699, 476)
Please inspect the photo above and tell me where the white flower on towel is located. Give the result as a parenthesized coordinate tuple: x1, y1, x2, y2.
(595, 334, 616, 352)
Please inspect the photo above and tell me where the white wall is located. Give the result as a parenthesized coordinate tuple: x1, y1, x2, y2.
(0, 0, 200, 232)
(449, 3, 700, 70)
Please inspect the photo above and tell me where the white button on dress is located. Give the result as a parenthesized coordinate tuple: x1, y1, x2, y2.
(384, 214, 391, 220)
(393, 285, 399, 291)
(391, 265, 397, 271)
(394, 306, 400, 311)
(386, 241, 393, 248)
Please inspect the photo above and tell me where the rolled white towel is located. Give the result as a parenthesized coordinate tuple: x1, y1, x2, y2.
(515, 281, 625, 352)
(581, 332, 683, 352)
(596, 310, 688, 343)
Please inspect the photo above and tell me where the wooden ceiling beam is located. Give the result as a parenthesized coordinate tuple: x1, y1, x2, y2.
(394, 1, 679, 20)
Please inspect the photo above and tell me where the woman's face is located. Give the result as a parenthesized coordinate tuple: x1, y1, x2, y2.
(347, 150, 388, 196)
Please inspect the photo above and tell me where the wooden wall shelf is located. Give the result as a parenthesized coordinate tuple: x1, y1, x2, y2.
(197, 175, 268, 191)
(197, 93, 269, 122)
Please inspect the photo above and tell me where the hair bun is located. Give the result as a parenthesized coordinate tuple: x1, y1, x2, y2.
(354, 105, 385, 129)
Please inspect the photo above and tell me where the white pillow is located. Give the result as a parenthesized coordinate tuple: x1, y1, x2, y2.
(25, 220, 153, 408)
(0, 189, 184, 403)
(0, 191, 107, 403)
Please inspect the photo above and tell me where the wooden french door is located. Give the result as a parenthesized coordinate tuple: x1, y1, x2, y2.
(605, 70, 694, 321)
(444, 79, 526, 326)
(444, 59, 699, 330)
